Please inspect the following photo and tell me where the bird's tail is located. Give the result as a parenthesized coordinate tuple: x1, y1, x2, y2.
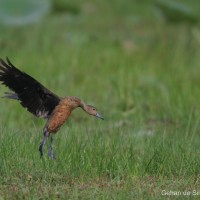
(3, 92, 19, 100)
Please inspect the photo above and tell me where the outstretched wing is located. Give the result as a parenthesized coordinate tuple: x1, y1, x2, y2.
(0, 57, 61, 119)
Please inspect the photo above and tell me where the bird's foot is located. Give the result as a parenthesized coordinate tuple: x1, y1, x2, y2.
(39, 143, 44, 158)
(48, 148, 55, 160)
(39, 130, 49, 158)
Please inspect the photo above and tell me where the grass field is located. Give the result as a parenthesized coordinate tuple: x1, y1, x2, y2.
(1, 0, 200, 199)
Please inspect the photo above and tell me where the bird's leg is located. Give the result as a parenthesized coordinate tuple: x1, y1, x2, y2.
(48, 135, 55, 160)
(39, 130, 49, 158)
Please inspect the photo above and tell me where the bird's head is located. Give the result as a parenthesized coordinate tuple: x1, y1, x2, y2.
(84, 105, 104, 120)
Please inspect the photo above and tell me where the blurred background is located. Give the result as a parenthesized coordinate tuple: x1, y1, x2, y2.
(0, 0, 200, 131)
(1, 1, 200, 197)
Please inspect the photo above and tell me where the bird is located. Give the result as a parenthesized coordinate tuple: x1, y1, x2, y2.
(0, 57, 104, 159)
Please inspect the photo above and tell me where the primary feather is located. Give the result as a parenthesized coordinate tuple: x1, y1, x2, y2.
(0, 57, 60, 118)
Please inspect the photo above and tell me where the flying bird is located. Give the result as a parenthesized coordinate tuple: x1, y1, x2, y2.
(0, 57, 104, 159)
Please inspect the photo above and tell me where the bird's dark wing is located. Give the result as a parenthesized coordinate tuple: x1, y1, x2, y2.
(0, 57, 61, 119)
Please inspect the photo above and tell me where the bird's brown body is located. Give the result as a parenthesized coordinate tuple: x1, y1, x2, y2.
(45, 97, 81, 133)
(0, 57, 104, 159)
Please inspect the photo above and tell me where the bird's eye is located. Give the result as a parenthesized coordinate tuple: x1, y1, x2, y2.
(93, 108, 95, 111)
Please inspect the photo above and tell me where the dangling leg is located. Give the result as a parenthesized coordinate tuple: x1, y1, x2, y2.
(39, 130, 49, 158)
(48, 135, 55, 160)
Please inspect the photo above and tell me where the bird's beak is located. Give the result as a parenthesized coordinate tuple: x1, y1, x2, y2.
(96, 112, 104, 120)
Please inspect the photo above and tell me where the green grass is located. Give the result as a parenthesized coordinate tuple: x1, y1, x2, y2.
(1, 0, 200, 199)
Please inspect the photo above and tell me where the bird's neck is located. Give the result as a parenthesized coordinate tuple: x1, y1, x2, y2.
(71, 97, 88, 112)
(61, 96, 90, 115)
(80, 100, 87, 112)
(64, 96, 86, 110)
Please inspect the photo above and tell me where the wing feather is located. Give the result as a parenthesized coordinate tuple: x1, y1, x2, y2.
(0, 57, 60, 118)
